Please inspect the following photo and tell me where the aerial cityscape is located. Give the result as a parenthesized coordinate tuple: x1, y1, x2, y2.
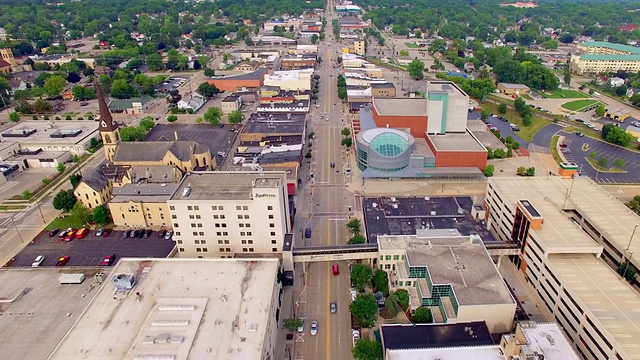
(1, 0, 640, 359)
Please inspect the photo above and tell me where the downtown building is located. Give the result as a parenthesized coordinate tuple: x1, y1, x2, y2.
(167, 171, 291, 258)
(484, 177, 640, 360)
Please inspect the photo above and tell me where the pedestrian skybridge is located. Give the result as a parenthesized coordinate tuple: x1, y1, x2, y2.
(291, 243, 378, 263)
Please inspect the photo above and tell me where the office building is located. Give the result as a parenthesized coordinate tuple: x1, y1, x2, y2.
(484, 177, 640, 360)
(49, 258, 282, 360)
(168, 171, 291, 258)
(571, 41, 640, 75)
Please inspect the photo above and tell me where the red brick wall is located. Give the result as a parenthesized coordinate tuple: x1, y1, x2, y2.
(371, 107, 428, 138)
(206, 78, 263, 92)
(435, 150, 487, 169)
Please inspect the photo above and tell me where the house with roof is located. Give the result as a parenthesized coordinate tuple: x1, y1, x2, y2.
(107, 96, 153, 115)
(609, 76, 625, 87)
(0, 57, 10, 75)
(74, 162, 112, 209)
(177, 92, 205, 112)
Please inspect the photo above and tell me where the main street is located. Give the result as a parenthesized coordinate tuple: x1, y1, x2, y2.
(292, 1, 356, 359)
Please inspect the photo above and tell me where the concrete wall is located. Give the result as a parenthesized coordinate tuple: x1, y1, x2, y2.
(456, 303, 515, 334)
(371, 107, 427, 138)
(109, 201, 170, 228)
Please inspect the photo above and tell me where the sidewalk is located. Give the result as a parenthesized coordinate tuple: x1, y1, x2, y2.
(275, 285, 295, 360)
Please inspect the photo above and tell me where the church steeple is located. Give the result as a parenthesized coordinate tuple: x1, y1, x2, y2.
(96, 82, 120, 162)
(96, 82, 119, 132)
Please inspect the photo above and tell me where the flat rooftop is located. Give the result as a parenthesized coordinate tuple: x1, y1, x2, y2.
(170, 171, 285, 201)
(427, 81, 467, 96)
(515, 322, 580, 360)
(387, 346, 504, 360)
(549, 253, 640, 359)
(379, 234, 515, 306)
(488, 177, 636, 254)
(143, 124, 237, 160)
(49, 258, 280, 360)
(363, 196, 499, 244)
(2, 120, 98, 145)
(381, 321, 493, 350)
(0, 268, 97, 360)
(427, 131, 486, 152)
(110, 183, 179, 203)
(373, 98, 427, 116)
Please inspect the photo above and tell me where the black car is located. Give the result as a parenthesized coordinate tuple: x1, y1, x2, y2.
(48, 229, 60, 237)
(123, 230, 132, 238)
(136, 230, 144, 238)
(144, 229, 153, 238)
(158, 230, 167, 239)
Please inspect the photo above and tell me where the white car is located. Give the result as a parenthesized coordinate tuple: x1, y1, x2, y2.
(297, 318, 305, 333)
(352, 329, 360, 346)
(32, 255, 45, 267)
(310, 321, 318, 336)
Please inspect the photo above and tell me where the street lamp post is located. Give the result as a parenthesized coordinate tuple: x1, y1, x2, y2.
(621, 225, 638, 281)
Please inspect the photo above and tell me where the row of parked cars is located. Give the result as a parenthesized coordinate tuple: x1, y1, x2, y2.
(31, 254, 115, 267)
(123, 229, 173, 240)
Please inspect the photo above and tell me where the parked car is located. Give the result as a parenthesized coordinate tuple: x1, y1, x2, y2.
(297, 318, 305, 333)
(59, 228, 72, 239)
(32, 255, 45, 267)
(48, 229, 60, 237)
(352, 329, 360, 347)
(102, 254, 116, 266)
(76, 228, 89, 239)
(144, 229, 153, 238)
(123, 230, 132, 238)
(64, 230, 76, 242)
(310, 321, 318, 336)
(305, 228, 312, 238)
(330, 302, 337, 314)
(102, 229, 112, 237)
(575, 132, 585, 137)
(158, 230, 167, 239)
(164, 231, 173, 240)
(56, 256, 70, 267)
(95, 228, 104, 237)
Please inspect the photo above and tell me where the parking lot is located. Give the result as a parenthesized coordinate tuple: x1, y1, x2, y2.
(155, 77, 188, 94)
(7, 229, 175, 267)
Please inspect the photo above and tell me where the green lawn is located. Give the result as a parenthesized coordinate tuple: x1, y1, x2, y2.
(482, 102, 550, 142)
(550, 135, 562, 164)
(540, 89, 589, 99)
(45, 216, 85, 230)
(405, 42, 419, 48)
(520, 94, 534, 100)
(561, 99, 600, 111)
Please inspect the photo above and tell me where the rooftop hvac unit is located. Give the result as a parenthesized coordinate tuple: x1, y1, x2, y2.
(111, 273, 135, 291)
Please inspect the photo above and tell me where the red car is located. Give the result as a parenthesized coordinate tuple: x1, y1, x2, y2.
(559, 143, 567, 148)
(56, 256, 70, 267)
(332, 264, 339, 276)
(102, 254, 115, 266)
(64, 230, 76, 242)
(102, 229, 112, 237)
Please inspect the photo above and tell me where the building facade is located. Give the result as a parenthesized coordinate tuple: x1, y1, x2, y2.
(571, 41, 640, 75)
(168, 171, 291, 258)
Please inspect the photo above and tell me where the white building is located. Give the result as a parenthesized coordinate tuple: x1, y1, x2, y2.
(49, 258, 282, 360)
(177, 92, 205, 112)
(263, 69, 314, 91)
(485, 177, 640, 360)
(168, 171, 291, 258)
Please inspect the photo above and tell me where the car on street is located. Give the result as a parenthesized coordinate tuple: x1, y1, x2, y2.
(32, 255, 45, 267)
(352, 329, 360, 346)
(144, 229, 153, 238)
(102, 229, 112, 237)
(305, 228, 312, 238)
(575, 132, 585, 137)
(332, 263, 339, 276)
(559, 143, 568, 148)
(56, 256, 70, 267)
(158, 230, 167, 239)
(48, 229, 60, 237)
(123, 230, 132, 238)
(350, 289, 358, 302)
(310, 321, 318, 336)
(95, 228, 105, 237)
(330, 302, 337, 314)
(102, 254, 116, 266)
(297, 318, 305, 333)
(164, 231, 173, 240)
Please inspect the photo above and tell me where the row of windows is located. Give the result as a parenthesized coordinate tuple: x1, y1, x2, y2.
(174, 222, 277, 229)
(380, 254, 403, 261)
(170, 205, 275, 211)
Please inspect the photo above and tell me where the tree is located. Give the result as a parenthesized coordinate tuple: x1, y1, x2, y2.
(351, 264, 373, 292)
(69, 173, 82, 188)
(526, 167, 536, 176)
(93, 204, 112, 225)
(228, 110, 244, 124)
(373, 269, 389, 296)
(110, 79, 137, 99)
(483, 164, 494, 177)
(597, 156, 608, 169)
(412, 306, 433, 323)
(480, 109, 489, 120)
(523, 114, 533, 127)
(602, 123, 633, 146)
(341, 127, 351, 136)
(498, 103, 507, 114)
(139, 117, 155, 131)
(595, 105, 606, 117)
(167, 114, 178, 123)
(407, 59, 425, 80)
(399, 49, 409, 56)
(147, 53, 163, 71)
(57, 163, 66, 172)
(507, 147, 513, 157)
(282, 317, 303, 331)
(120, 126, 146, 141)
(53, 189, 77, 211)
(43, 75, 66, 98)
(514, 97, 526, 113)
(348, 234, 366, 244)
(341, 137, 353, 147)
(486, 146, 494, 159)
(9, 112, 20, 122)
(337, 57, 343, 64)
(198, 82, 219, 98)
(614, 158, 625, 168)
(393, 289, 410, 310)
(204, 68, 215, 77)
(67, 72, 81, 83)
(350, 294, 378, 328)
(311, 34, 319, 44)
(203, 107, 223, 125)
(384, 294, 402, 318)
(22, 190, 32, 199)
(71, 202, 92, 225)
(34, 98, 53, 113)
(346, 218, 362, 235)
(352, 338, 382, 360)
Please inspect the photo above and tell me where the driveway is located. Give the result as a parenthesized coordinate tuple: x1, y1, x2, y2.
(8, 230, 175, 267)
(531, 123, 563, 153)
(561, 131, 640, 184)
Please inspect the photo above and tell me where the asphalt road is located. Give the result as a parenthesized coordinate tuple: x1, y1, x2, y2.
(531, 123, 563, 153)
(484, 114, 529, 148)
(561, 131, 640, 184)
(292, 2, 356, 359)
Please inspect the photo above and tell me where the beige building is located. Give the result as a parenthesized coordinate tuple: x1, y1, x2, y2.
(571, 41, 640, 75)
(108, 183, 177, 228)
(349, 39, 365, 56)
(378, 229, 516, 334)
(74, 167, 112, 209)
(113, 141, 213, 172)
(485, 177, 640, 360)
(221, 94, 241, 114)
(370, 82, 396, 97)
(168, 171, 291, 258)
(263, 69, 313, 91)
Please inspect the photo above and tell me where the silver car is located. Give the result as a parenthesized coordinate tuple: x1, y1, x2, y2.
(32, 255, 45, 267)
(310, 321, 318, 336)
(330, 302, 337, 314)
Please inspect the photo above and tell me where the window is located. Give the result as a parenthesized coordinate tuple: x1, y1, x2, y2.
(173, 223, 179, 228)
(243, 248, 248, 252)
(242, 240, 247, 244)
(249, 248, 254, 252)
(247, 232, 252, 236)
(245, 223, 250, 228)
(393, 255, 399, 260)
(240, 232, 246, 236)
(203, 248, 208, 252)
(239, 223, 244, 228)
(179, 248, 185, 252)
(195, 240, 200, 244)
(193, 232, 198, 236)
(172, 215, 177, 219)
(237, 215, 243, 219)
(219, 248, 225, 252)
(177, 240, 183, 244)
(219, 206, 224, 211)
(189, 215, 195, 219)
(196, 248, 201, 252)
(215, 223, 220, 228)
(188, 206, 193, 210)
(223, 232, 228, 236)
(170, 206, 175, 210)
(175, 232, 181, 236)
(271, 240, 277, 244)
(216, 232, 222, 236)
(271, 232, 276, 236)
(224, 240, 229, 244)
(268, 215, 274, 219)
(236, 206, 242, 210)
(199, 232, 204, 236)
(226, 248, 231, 252)
(270, 223, 275, 228)
(248, 240, 253, 244)
(268, 206, 273, 211)
(398, 281, 403, 286)
(244, 215, 250, 219)
(221, 223, 226, 228)
(191, 223, 196, 228)
(385, 264, 391, 269)
(194, 206, 199, 210)
(212, 206, 217, 210)
(385, 255, 391, 260)
(213, 215, 220, 219)
(197, 223, 203, 228)
(220, 215, 225, 219)
(272, 248, 278, 252)
(243, 206, 248, 211)
(218, 240, 223, 244)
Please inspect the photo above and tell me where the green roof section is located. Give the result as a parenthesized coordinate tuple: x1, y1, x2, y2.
(579, 54, 640, 61)
(580, 41, 640, 55)
(108, 96, 153, 111)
